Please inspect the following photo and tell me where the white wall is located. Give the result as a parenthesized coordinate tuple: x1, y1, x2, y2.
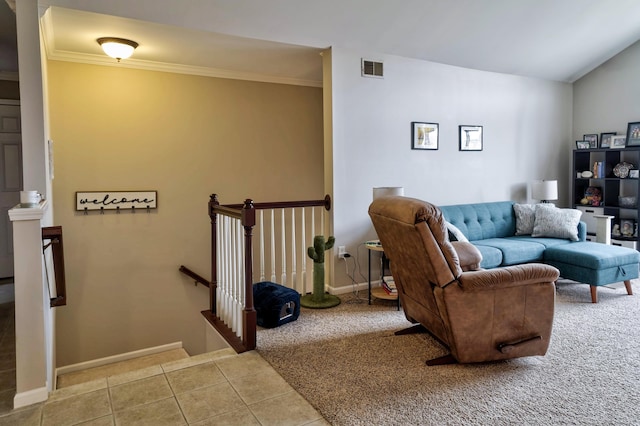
(573, 40, 640, 140)
(326, 47, 573, 289)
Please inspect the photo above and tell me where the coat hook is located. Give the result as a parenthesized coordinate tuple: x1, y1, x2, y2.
(83, 207, 88, 215)
(132, 206, 136, 214)
(116, 206, 120, 214)
(100, 207, 104, 215)
(146, 205, 150, 213)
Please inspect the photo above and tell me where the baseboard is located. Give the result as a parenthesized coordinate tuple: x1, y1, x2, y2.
(55, 341, 183, 376)
(14, 386, 48, 409)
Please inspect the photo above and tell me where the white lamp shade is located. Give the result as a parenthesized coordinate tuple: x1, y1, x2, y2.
(373, 187, 404, 200)
(532, 180, 558, 201)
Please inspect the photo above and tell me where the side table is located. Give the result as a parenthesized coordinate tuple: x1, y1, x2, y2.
(365, 240, 399, 310)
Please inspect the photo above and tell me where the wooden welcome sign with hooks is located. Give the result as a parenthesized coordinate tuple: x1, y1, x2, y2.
(76, 191, 157, 214)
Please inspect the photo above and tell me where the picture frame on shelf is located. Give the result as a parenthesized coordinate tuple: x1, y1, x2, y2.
(626, 121, 640, 147)
(599, 132, 616, 148)
(411, 122, 439, 150)
(576, 140, 590, 150)
(610, 135, 627, 149)
(620, 219, 635, 238)
(584, 134, 598, 148)
(459, 125, 483, 151)
(631, 169, 639, 179)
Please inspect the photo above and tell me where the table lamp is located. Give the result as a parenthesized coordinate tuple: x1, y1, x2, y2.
(532, 180, 558, 203)
(373, 187, 404, 200)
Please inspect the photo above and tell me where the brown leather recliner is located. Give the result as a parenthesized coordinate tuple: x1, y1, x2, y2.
(368, 196, 559, 365)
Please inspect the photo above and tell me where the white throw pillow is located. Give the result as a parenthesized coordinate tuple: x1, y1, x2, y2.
(446, 221, 469, 242)
(513, 203, 555, 235)
(531, 205, 582, 241)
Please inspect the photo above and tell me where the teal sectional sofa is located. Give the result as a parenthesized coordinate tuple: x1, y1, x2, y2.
(440, 201, 586, 269)
(439, 200, 638, 303)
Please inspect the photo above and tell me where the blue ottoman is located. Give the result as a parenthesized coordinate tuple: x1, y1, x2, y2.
(253, 281, 300, 328)
(544, 242, 639, 303)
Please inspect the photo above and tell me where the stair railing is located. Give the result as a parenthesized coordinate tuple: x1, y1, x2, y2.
(180, 193, 331, 353)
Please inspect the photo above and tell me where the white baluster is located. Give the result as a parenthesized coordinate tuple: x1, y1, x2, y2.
(310, 208, 316, 293)
(281, 209, 287, 285)
(270, 210, 276, 282)
(291, 208, 297, 292)
(235, 219, 243, 335)
(300, 207, 306, 294)
(259, 210, 265, 282)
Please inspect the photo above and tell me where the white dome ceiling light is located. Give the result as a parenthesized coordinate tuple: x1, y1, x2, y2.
(97, 37, 138, 62)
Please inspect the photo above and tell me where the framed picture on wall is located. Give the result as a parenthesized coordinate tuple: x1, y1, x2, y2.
(599, 132, 616, 148)
(584, 134, 598, 148)
(411, 122, 439, 150)
(626, 121, 640, 146)
(459, 125, 483, 151)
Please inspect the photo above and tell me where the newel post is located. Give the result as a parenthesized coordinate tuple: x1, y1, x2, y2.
(209, 194, 220, 314)
(241, 199, 257, 350)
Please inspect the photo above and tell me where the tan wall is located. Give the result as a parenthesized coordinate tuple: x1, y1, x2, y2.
(47, 61, 324, 366)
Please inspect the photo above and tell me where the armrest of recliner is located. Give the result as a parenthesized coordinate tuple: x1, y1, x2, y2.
(450, 241, 482, 271)
(457, 263, 559, 291)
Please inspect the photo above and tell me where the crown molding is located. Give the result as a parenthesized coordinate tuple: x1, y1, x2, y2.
(38, 6, 321, 88)
(46, 50, 322, 88)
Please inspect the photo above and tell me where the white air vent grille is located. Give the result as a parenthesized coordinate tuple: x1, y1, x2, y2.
(362, 59, 384, 78)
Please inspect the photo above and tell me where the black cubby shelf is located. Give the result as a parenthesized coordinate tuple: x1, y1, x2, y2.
(573, 147, 640, 249)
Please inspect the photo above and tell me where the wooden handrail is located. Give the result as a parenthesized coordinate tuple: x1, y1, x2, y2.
(178, 265, 210, 288)
(223, 194, 331, 211)
(42, 226, 67, 307)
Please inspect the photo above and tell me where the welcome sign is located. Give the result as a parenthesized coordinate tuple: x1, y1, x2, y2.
(76, 191, 157, 211)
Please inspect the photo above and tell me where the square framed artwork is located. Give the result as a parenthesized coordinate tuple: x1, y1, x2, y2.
(459, 125, 483, 151)
(626, 121, 640, 147)
(611, 135, 627, 149)
(411, 122, 439, 150)
(576, 141, 590, 150)
(599, 132, 616, 148)
(584, 134, 598, 148)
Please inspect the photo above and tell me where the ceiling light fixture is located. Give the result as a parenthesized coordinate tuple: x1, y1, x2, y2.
(97, 37, 138, 62)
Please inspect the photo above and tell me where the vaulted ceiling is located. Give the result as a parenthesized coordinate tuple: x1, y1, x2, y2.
(3, 1, 640, 86)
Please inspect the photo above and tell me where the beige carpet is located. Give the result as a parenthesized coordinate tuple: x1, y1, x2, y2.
(257, 279, 640, 425)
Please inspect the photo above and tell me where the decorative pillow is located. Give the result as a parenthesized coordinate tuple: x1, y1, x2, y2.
(531, 205, 582, 241)
(514, 203, 555, 235)
(445, 221, 469, 242)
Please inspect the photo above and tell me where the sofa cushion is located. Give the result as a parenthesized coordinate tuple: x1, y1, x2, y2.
(532, 206, 582, 241)
(513, 203, 555, 235)
(471, 244, 503, 269)
(544, 242, 640, 270)
(440, 201, 516, 241)
(510, 235, 573, 248)
(474, 238, 546, 266)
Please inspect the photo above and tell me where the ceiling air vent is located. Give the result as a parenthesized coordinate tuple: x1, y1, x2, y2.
(362, 59, 384, 78)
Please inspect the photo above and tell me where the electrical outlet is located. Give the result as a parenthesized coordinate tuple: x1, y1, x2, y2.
(338, 246, 347, 259)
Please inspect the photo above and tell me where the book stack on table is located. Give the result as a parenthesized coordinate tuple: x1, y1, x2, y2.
(382, 275, 397, 295)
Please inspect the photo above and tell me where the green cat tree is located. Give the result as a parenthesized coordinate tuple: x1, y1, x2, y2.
(300, 235, 341, 308)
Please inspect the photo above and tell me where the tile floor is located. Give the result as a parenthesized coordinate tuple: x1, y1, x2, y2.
(56, 349, 191, 389)
(0, 346, 328, 425)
